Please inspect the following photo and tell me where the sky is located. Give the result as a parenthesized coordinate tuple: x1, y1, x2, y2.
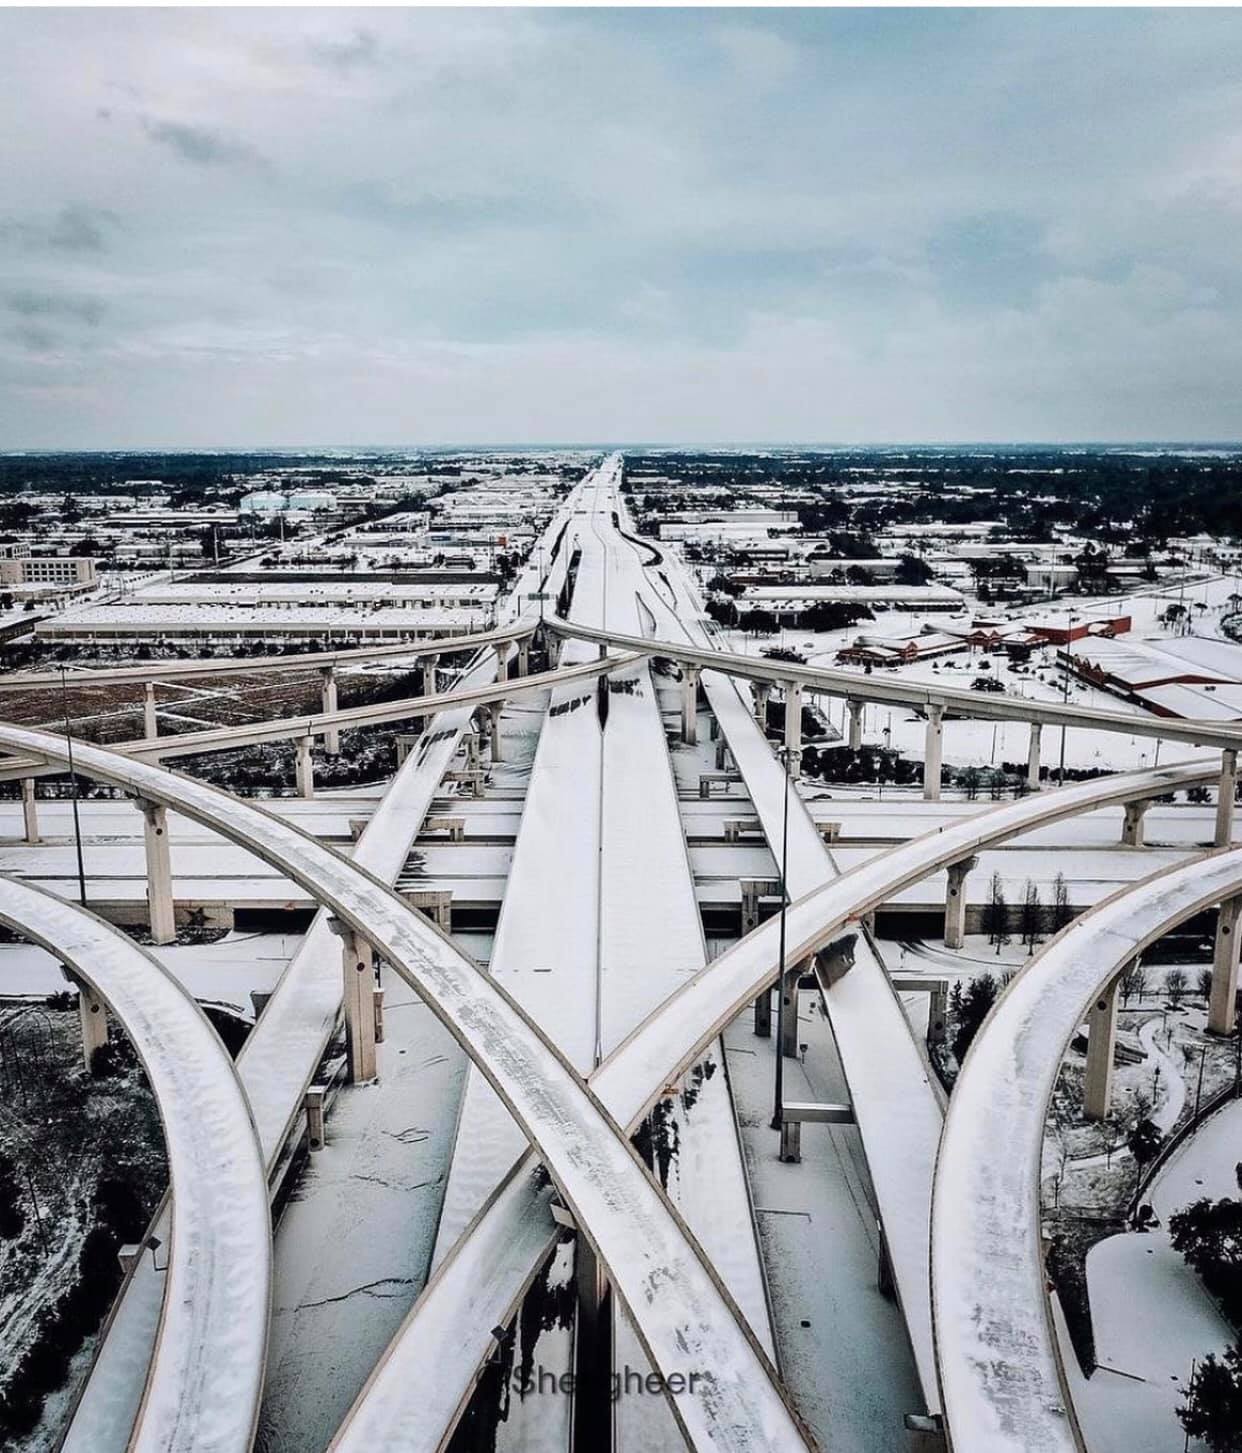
(2, 7, 1242, 448)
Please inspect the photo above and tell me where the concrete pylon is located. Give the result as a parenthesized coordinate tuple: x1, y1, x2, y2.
(1208, 894, 1241, 1036)
(487, 701, 504, 763)
(784, 682, 803, 768)
(143, 682, 158, 741)
(1026, 721, 1042, 792)
(516, 640, 530, 677)
(572, 1234, 611, 1451)
(1084, 976, 1121, 1120)
(943, 856, 977, 950)
(138, 798, 176, 945)
(1215, 748, 1237, 847)
(753, 681, 771, 730)
(295, 736, 315, 799)
(421, 655, 439, 700)
(682, 666, 701, 744)
(321, 667, 339, 755)
(494, 642, 511, 680)
(923, 704, 944, 802)
(20, 778, 39, 844)
(332, 919, 378, 1083)
(781, 960, 808, 1060)
(847, 699, 863, 752)
(79, 982, 109, 1069)
(1121, 799, 1149, 847)
(753, 988, 772, 1036)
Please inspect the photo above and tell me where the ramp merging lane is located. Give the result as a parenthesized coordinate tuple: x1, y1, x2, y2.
(0, 877, 269, 1453)
(932, 846, 1242, 1453)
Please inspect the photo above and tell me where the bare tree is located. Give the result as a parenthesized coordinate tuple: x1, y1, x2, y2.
(1020, 879, 1042, 954)
(1165, 967, 1188, 1010)
(1051, 871, 1072, 932)
(1121, 960, 1148, 1007)
(983, 871, 1010, 953)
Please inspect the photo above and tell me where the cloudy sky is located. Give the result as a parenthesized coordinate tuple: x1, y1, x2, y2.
(2, 7, 1242, 447)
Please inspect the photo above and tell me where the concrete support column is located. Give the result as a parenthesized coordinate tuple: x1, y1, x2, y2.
(784, 682, 803, 768)
(421, 655, 439, 701)
(79, 982, 109, 1070)
(753, 988, 772, 1037)
(494, 642, 511, 680)
(142, 682, 158, 741)
(20, 778, 39, 844)
(1084, 976, 1121, 1120)
(333, 920, 378, 1083)
(321, 667, 340, 756)
(1121, 799, 1149, 847)
(487, 701, 504, 763)
(1208, 894, 1242, 1036)
(847, 698, 863, 752)
(781, 960, 807, 1060)
(779, 1119, 801, 1164)
(923, 704, 944, 802)
(943, 855, 977, 950)
(1215, 748, 1237, 847)
(928, 982, 948, 1046)
(138, 799, 175, 945)
(754, 681, 771, 730)
(682, 666, 701, 744)
(304, 1088, 325, 1152)
(572, 1234, 611, 1452)
(295, 736, 315, 799)
(1026, 721, 1042, 792)
(516, 640, 530, 677)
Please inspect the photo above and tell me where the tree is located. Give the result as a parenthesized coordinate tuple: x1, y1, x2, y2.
(894, 553, 932, 586)
(1199, 967, 1216, 1000)
(1179, 1341, 1242, 1452)
(1120, 961, 1148, 1006)
(1166, 967, 1188, 1010)
(1128, 1117, 1163, 1178)
(1020, 879, 1042, 954)
(738, 609, 777, 636)
(961, 765, 981, 800)
(705, 597, 739, 629)
(0, 1152, 25, 1240)
(952, 972, 999, 1064)
(982, 872, 1010, 953)
(1051, 872, 1072, 932)
(1170, 1197, 1242, 1325)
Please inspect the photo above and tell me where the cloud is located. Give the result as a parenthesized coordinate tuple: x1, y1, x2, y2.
(6, 291, 106, 327)
(141, 117, 266, 168)
(0, 204, 118, 255)
(307, 27, 379, 72)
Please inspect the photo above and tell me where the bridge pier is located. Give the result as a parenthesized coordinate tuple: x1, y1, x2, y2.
(516, 639, 530, 677)
(572, 1233, 612, 1452)
(486, 702, 504, 763)
(1026, 721, 1042, 792)
(1083, 975, 1121, 1120)
(784, 682, 803, 768)
(295, 735, 315, 799)
(943, 855, 977, 949)
(20, 778, 39, 844)
(138, 797, 175, 945)
(893, 975, 950, 1047)
(739, 878, 777, 937)
(321, 667, 339, 755)
(781, 959, 809, 1060)
(1215, 748, 1237, 846)
(79, 981, 109, 1069)
(681, 665, 700, 744)
(331, 919, 378, 1083)
(923, 704, 944, 801)
(1121, 798, 1150, 847)
(1208, 894, 1241, 1036)
(753, 988, 772, 1036)
(847, 698, 863, 752)
(421, 655, 439, 701)
(753, 681, 771, 730)
(143, 682, 158, 741)
(494, 642, 511, 680)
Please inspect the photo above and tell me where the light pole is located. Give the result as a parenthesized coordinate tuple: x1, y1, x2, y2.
(772, 744, 792, 1131)
(59, 666, 87, 908)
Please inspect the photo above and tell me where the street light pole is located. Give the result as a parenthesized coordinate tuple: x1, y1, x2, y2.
(59, 666, 87, 908)
(772, 744, 792, 1131)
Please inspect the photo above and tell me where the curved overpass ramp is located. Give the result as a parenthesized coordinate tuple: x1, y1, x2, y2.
(0, 722, 811, 1453)
(932, 844, 1242, 1453)
(0, 876, 270, 1453)
(328, 758, 1219, 1451)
